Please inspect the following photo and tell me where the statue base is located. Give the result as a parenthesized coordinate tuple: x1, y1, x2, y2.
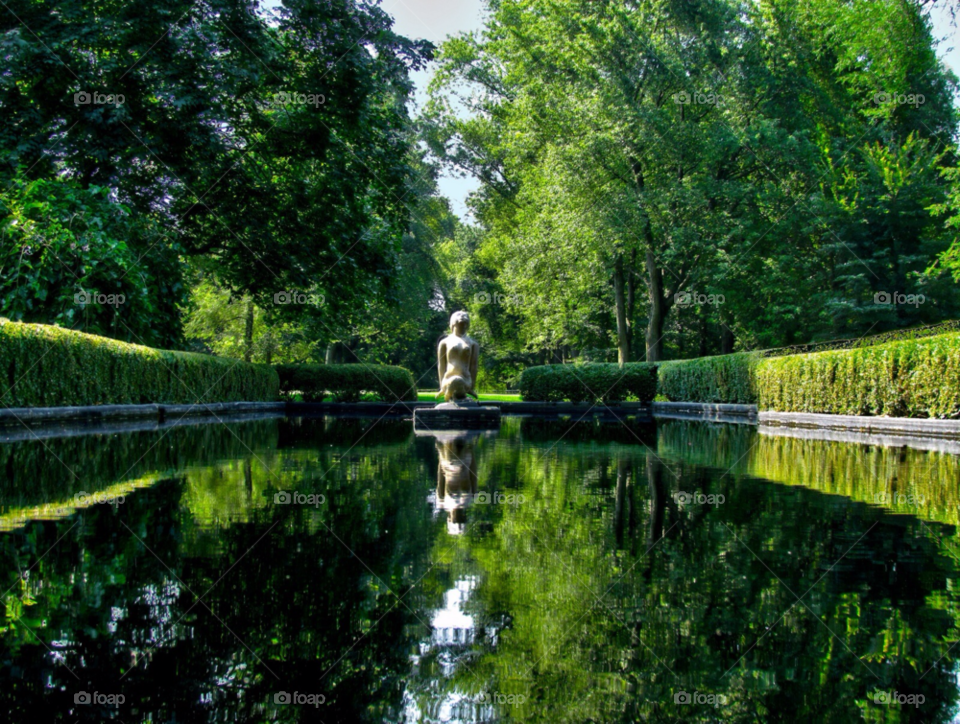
(414, 400, 501, 430)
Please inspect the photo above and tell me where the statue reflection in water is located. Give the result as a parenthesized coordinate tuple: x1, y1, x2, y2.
(428, 431, 481, 535)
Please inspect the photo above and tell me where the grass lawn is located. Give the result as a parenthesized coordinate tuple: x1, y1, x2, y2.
(417, 391, 522, 403)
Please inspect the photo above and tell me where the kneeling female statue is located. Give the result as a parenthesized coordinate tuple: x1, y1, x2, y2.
(437, 311, 480, 403)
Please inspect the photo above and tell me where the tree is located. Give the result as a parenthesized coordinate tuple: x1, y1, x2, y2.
(425, 0, 959, 362)
(0, 174, 183, 346)
(0, 0, 434, 343)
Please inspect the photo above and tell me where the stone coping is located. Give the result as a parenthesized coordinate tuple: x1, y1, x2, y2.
(0, 411, 285, 444)
(759, 411, 960, 440)
(1, 400, 958, 446)
(0, 402, 286, 429)
(652, 401, 757, 418)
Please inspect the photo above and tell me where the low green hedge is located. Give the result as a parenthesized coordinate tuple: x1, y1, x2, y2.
(756, 332, 960, 418)
(275, 364, 417, 403)
(0, 320, 279, 407)
(519, 363, 658, 403)
(656, 352, 761, 405)
(656, 333, 960, 419)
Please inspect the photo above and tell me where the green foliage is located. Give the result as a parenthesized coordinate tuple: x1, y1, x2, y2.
(0, 174, 184, 347)
(756, 332, 960, 418)
(763, 320, 960, 357)
(182, 275, 316, 364)
(0, 0, 433, 338)
(275, 364, 417, 403)
(425, 0, 960, 361)
(656, 332, 960, 418)
(931, 165, 960, 281)
(657, 353, 762, 405)
(518, 363, 658, 403)
(0, 320, 278, 407)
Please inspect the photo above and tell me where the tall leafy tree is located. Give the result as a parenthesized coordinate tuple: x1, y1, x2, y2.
(425, 0, 958, 361)
(0, 0, 433, 345)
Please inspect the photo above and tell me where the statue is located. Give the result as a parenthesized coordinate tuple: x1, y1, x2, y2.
(434, 433, 479, 536)
(437, 311, 479, 404)
(414, 310, 499, 429)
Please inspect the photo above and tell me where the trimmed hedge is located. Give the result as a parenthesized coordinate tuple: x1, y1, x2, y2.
(756, 332, 960, 418)
(0, 320, 279, 407)
(275, 364, 417, 403)
(657, 352, 761, 405)
(656, 332, 960, 419)
(519, 363, 658, 403)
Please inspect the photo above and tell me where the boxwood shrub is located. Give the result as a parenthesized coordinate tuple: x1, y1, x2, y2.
(0, 319, 279, 407)
(756, 332, 960, 418)
(654, 332, 960, 419)
(275, 364, 417, 403)
(656, 352, 761, 405)
(519, 363, 658, 403)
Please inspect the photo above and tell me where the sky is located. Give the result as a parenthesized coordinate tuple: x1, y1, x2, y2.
(267, 0, 959, 219)
(382, 0, 487, 218)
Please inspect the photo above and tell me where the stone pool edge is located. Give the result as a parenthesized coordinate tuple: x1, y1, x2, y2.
(651, 401, 960, 441)
(3, 400, 959, 442)
(0, 401, 286, 427)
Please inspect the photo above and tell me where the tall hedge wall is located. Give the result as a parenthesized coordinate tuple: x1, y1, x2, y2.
(275, 364, 417, 403)
(519, 363, 658, 403)
(657, 352, 761, 405)
(756, 332, 960, 418)
(0, 320, 279, 407)
(656, 332, 960, 419)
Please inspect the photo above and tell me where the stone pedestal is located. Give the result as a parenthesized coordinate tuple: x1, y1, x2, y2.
(413, 400, 501, 430)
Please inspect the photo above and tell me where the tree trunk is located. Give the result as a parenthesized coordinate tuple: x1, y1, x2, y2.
(615, 457, 629, 549)
(243, 298, 254, 363)
(626, 248, 637, 354)
(325, 343, 337, 364)
(645, 250, 667, 362)
(721, 324, 735, 355)
(698, 310, 709, 357)
(646, 455, 665, 551)
(613, 254, 631, 365)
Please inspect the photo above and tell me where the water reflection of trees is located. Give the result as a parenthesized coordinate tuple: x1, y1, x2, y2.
(0, 417, 959, 722)
(426, 419, 960, 723)
(0, 417, 437, 722)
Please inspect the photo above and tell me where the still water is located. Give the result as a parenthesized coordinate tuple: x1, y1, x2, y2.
(1, 414, 959, 722)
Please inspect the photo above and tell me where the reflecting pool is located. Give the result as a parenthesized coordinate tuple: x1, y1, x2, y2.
(0, 415, 959, 722)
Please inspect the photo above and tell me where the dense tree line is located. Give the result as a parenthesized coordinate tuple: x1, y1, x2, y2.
(425, 0, 960, 367)
(1, 0, 959, 388)
(0, 0, 451, 364)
